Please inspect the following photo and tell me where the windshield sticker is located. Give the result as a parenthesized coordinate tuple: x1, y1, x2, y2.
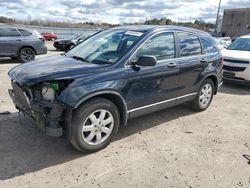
(125, 31, 143, 37)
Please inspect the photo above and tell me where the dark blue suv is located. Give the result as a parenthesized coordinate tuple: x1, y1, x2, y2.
(8, 26, 223, 152)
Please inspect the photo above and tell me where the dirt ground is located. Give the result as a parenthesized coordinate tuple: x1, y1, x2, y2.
(0, 41, 250, 188)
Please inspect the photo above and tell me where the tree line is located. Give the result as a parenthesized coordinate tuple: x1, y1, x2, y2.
(0, 16, 214, 31)
(143, 18, 215, 32)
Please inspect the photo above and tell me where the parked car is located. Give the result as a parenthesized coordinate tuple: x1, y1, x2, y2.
(215, 38, 228, 50)
(0, 25, 47, 62)
(53, 32, 96, 51)
(8, 26, 223, 152)
(41, 32, 58, 41)
(221, 35, 250, 85)
(218, 37, 232, 47)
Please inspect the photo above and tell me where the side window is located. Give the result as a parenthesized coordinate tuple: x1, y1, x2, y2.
(178, 33, 201, 57)
(0, 28, 20, 37)
(200, 38, 218, 54)
(135, 32, 175, 61)
(18, 29, 32, 36)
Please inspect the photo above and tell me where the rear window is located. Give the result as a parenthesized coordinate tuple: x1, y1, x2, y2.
(200, 38, 218, 54)
(178, 33, 202, 57)
(18, 29, 32, 36)
(0, 28, 20, 37)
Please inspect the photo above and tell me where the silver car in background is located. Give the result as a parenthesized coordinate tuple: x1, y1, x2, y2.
(0, 24, 47, 63)
(222, 35, 250, 85)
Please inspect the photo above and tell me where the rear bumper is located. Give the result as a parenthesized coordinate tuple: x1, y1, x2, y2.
(36, 46, 47, 55)
(218, 81, 223, 90)
(8, 81, 64, 136)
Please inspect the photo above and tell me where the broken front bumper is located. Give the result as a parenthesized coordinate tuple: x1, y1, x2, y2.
(8, 81, 65, 137)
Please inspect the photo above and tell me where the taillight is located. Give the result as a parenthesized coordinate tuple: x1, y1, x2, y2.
(221, 57, 224, 66)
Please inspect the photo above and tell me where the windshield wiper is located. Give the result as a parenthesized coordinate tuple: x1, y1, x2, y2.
(71, 55, 90, 63)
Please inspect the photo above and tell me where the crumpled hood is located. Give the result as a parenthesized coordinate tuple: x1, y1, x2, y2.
(8, 55, 108, 86)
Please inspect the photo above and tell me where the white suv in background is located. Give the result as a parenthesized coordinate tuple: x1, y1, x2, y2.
(221, 35, 250, 85)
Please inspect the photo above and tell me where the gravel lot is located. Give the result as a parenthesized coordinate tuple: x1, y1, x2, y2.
(0, 41, 250, 188)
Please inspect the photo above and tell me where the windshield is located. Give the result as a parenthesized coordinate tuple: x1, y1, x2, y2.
(66, 29, 144, 64)
(227, 38, 250, 51)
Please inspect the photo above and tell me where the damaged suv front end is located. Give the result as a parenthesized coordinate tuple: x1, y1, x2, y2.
(8, 78, 72, 136)
(8, 52, 108, 137)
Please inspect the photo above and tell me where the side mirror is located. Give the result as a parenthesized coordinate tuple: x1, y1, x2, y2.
(134, 55, 157, 67)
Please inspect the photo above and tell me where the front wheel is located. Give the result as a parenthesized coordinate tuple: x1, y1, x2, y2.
(191, 78, 214, 111)
(70, 98, 120, 152)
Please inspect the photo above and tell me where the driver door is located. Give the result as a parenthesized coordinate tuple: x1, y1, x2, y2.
(126, 32, 180, 118)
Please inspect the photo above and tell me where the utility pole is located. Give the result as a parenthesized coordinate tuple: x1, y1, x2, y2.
(215, 0, 222, 37)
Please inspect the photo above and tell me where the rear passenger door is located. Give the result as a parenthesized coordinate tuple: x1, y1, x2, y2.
(176, 32, 203, 102)
(0, 28, 22, 56)
(17, 29, 35, 46)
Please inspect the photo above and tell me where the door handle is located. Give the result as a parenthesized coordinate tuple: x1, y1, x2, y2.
(167, 62, 177, 68)
(200, 59, 207, 63)
(16, 39, 22, 42)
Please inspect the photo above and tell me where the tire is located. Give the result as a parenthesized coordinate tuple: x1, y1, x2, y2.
(18, 47, 35, 63)
(191, 78, 215, 111)
(70, 98, 120, 152)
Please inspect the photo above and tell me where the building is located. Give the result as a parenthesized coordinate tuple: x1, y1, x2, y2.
(221, 8, 250, 38)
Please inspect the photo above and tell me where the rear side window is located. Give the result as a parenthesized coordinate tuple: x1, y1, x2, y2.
(136, 32, 175, 61)
(200, 38, 218, 54)
(0, 28, 20, 37)
(18, 29, 32, 36)
(178, 33, 201, 57)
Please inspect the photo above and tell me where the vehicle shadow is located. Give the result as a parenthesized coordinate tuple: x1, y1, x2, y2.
(0, 58, 19, 64)
(0, 104, 195, 180)
(219, 82, 250, 95)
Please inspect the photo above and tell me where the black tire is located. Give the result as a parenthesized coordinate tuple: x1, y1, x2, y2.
(191, 78, 215, 111)
(70, 98, 120, 152)
(18, 47, 35, 63)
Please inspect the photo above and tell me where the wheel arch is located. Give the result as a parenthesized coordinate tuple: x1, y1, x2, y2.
(202, 74, 219, 94)
(74, 91, 128, 126)
(18, 46, 37, 55)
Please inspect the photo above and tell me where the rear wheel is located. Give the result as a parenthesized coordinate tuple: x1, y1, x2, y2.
(70, 98, 120, 152)
(18, 47, 35, 63)
(191, 78, 214, 111)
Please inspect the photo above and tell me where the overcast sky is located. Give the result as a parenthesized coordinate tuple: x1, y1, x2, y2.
(0, 0, 249, 24)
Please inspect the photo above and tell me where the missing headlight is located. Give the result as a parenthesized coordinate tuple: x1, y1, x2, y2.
(39, 80, 73, 102)
(42, 83, 56, 101)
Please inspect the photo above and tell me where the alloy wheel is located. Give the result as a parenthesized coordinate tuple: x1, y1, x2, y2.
(199, 83, 212, 107)
(21, 48, 35, 62)
(82, 109, 114, 145)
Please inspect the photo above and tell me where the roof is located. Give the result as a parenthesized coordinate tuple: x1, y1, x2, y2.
(224, 7, 250, 12)
(240, 35, 250, 39)
(0, 24, 34, 32)
(0, 23, 17, 28)
(111, 25, 211, 38)
(0, 23, 30, 29)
